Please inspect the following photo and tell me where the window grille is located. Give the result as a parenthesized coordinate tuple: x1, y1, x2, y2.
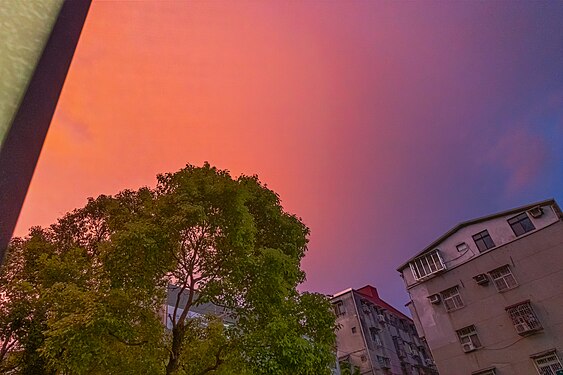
(441, 286, 464, 312)
(409, 250, 445, 280)
(533, 352, 562, 375)
(508, 212, 535, 236)
(506, 301, 542, 335)
(489, 265, 518, 292)
(456, 325, 481, 352)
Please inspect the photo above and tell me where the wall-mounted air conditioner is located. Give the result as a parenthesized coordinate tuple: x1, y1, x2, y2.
(473, 274, 489, 285)
(515, 322, 533, 335)
(462, 342, 476, 352)
(428, 294, 441, 304)
(528, 206, 543, 218)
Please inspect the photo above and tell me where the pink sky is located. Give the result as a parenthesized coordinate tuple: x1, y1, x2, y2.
(16, 1, 563, 311)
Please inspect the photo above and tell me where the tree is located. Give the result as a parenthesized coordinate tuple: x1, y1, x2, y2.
(0, 163, 337, 374)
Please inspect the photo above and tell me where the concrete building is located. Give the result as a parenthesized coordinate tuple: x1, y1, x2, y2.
(331, 285, 438, 375)
(162, 284, 236, 329)
(164, 285, 342, 374)
(397, 199, 563, 375)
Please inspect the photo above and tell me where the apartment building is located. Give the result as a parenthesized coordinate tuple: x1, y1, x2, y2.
(331, 285, 438, 375)
(397, 199, 563, 375)
(162, 284, 236, 329)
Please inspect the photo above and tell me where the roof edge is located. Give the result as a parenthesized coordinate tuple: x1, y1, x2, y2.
(396, 198, 558, 271)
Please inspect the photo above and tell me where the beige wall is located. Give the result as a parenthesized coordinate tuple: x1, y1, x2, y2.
(402, 203, 559, 287)
(403, 216, 563, 375)
(333, 290, 437, 375)
(333, 290, 373, 373)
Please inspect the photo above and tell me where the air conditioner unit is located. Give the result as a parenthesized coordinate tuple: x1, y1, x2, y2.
(515, 322, 532, 335)
(462, 343, 476, 353)
(428, 294, 441, 304)
(473, 274, 489, 285)
(528, 206, 543, 218)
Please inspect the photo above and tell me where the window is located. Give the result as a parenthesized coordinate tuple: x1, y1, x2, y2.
(508, 212, 535, 236)
(489, 265, 518, 292)
(533, 351, 562, 375)
(472, 230, 495, 252)
(456, 325, 482, 352)
(441, 286, 464, 312)
(351, 326, 357, 334)
(456, 242, 469, 252)
(409, 250, 446, 280)
(472, 368, 496, 375)
(506, 301, 542, 335)
(377, 356, 390, 369)
(361, 299, 371, 314)
(370, 327, 382, 346)
(333, 301, 345, 316)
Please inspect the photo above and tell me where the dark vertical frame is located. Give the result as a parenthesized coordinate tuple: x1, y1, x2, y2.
(0, 0, 92, 264)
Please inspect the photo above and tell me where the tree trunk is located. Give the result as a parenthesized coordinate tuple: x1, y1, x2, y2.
(165, 324, 185, 375)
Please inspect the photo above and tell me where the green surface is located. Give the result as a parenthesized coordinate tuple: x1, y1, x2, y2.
(0, 0, 64, 148)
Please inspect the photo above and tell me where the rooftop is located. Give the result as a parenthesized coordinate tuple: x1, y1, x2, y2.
(396, 198, 559, 271)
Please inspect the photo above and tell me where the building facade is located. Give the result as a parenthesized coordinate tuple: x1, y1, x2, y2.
(162, 285, 236, 329)
(397, 199, 563, 375)
(331, 285, 438, 375)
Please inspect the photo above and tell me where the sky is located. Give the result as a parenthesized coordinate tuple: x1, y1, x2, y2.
(15, 1, 563, 313)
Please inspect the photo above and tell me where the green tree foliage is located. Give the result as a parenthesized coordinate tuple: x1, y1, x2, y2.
(0, 163, 337, 374)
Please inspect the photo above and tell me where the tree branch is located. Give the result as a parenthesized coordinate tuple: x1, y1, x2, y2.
(197, 345, 225, 375)
(108, 331, 148, 347)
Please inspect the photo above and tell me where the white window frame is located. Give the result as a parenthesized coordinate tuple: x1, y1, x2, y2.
(506, 301, 542, 335)
(441, 286, 464, 312)
(533, 351, 562, 375)
(409, 249, 446, 280)
(456, 325, 482, 352)
(489, 265, 518, 292)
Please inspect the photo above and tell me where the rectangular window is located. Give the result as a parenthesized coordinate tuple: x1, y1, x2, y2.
(489, 265, 518, 292)
(409, 250, 446, 280)
(472, 369, 496, 375)
(456, 325, 482, 352)
(506, 301, 542, 335)
(377, 356, 390, 368)
(333, 301, 345, 316)
(441, 286, 464, 312)
(370, 327, 382, 346)
(473, 230, 496, 252)
(533, 352, 562, 375)
(508, 212, 535, 236)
